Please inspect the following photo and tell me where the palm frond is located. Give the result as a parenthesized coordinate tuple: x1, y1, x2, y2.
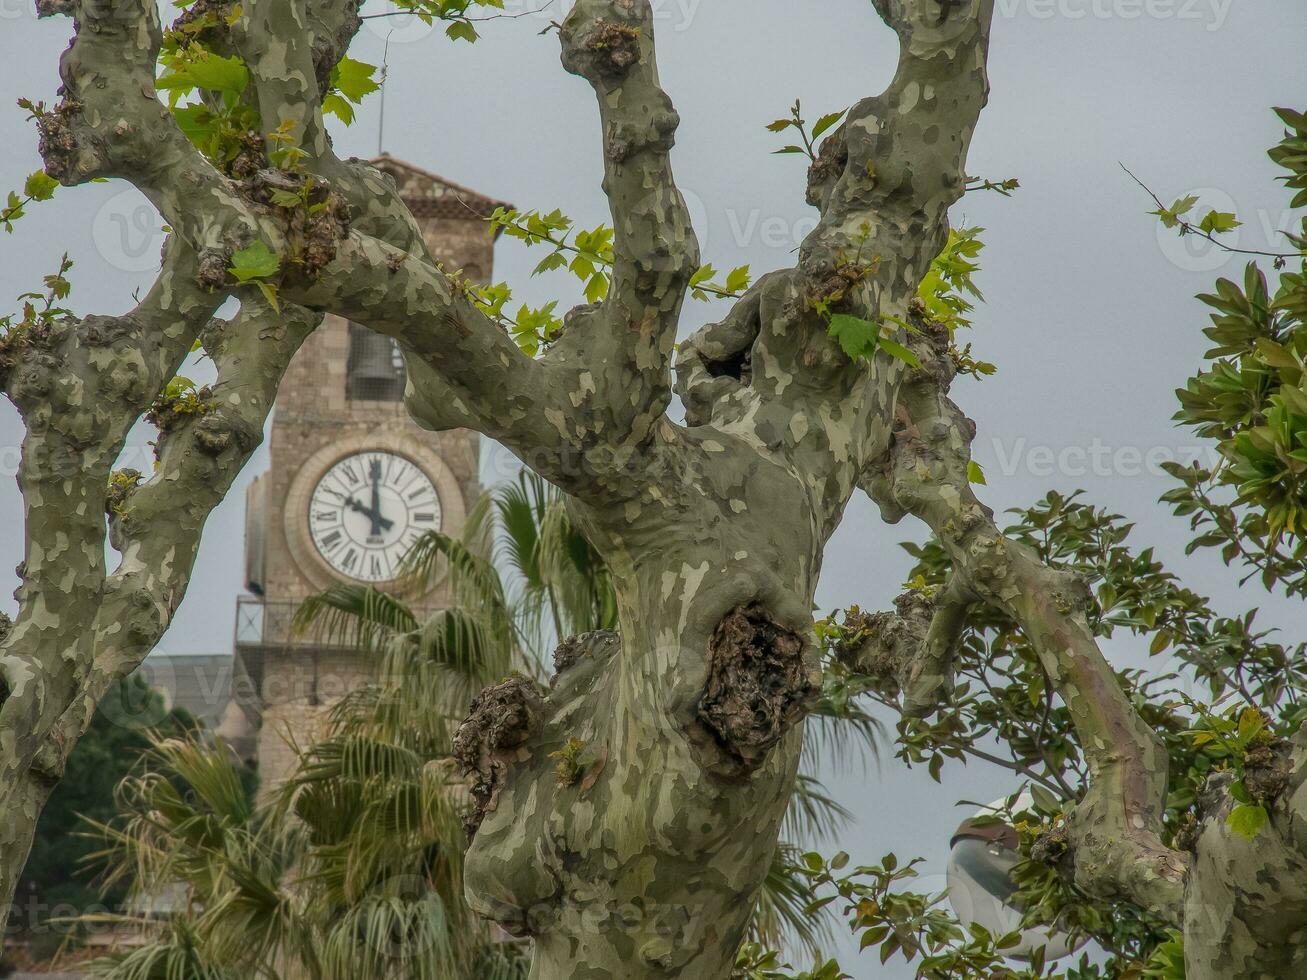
(494, 474, 547, 591)
(749, 841, 834, 959)
(535, 494, 618, 635)
(292, 584, 421, 653)
(294, 733, 424, 787)
(800, 697, 883, 776)
(402, 526, 512, 624)
(84, 915, 240, 980)
(318, 888, 457, 980)
(146, 736, 253, 826)
(782, 773, 853, 845)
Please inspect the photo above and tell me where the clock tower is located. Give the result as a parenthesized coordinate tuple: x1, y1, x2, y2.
(228, 156, 509, 791)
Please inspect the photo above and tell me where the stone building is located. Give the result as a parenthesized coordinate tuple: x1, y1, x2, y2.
(154, 156, 507, 792)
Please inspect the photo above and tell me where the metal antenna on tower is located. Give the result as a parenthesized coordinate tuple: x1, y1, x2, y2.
(377, 30, 394, 155)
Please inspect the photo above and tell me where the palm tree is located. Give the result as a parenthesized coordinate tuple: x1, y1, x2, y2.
(80, 473, 873, 977)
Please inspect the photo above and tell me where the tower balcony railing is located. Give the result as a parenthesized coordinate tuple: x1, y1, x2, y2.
(235, 596, 324, 649)
(234, 595, 440, 650)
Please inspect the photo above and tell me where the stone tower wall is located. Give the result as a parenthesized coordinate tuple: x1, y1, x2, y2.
(245, 162, 505, 796)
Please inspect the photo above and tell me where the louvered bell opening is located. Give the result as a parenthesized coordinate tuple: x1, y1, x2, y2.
(346, 322, 407, 402)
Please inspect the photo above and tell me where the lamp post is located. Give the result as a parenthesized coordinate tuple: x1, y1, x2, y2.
(945, 794, 1088, 961)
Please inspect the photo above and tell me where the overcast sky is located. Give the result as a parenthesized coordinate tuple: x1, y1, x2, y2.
(2, 0, 1305, 975)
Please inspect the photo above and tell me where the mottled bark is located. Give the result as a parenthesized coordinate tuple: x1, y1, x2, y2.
(859, 323, 1189, 921)
(1176, 727, 1307, 977)
(438, 3, 995, 977)
(3, 0, 1001, 975)
(0, 0, 324, 930)
(856, 321, 1307, 976)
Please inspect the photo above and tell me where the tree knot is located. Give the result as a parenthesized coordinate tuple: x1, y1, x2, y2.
(193, 409, 260, 458)
(35, 100, 80, 182)
(242, 170, 351, 280)
(453, 675, 547, 838)
(697, 604, 814, 773)
(1030, 822, 1071, 870)
(806, 124, 849, 209)
(552, 629, 617, 677)
(1243, 738, 1292, 809)
(583, 21, 642, 75)
(146, 378, 213, 441)
(563, 16, 643, 80)
(833, 593, 939, 705)
(197, 249, 230, 292)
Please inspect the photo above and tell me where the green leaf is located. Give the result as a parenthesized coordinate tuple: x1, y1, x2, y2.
(689, 264, 716, 288)
(1198, 210, 1242, 234)
(827, 313, 879, 362)
(1227, 803, 1268, 841)
(967, 460, 987, 486)
(446, 19, 478, 42)
(23, 171, 58, 202)
(725, 265, 752, 295)
(255, 281, 281, 312)
(228, 240, 280, 283)
(1273, 106, 1307, 135)
(877, 336, 921, 368)
(811, 110, 847, 140)
(170, 104, 218, 147)
(157, 50, 249, 96)
(322, 93, 356, 125)
(1151, 194, 1199, 229)
(1029, 783, 1061, 815)
(331, 56, 381, 103)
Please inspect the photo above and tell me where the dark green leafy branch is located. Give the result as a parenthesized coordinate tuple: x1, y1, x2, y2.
(1150, 109, 1307, 589)
(799, 483, 1307, 977)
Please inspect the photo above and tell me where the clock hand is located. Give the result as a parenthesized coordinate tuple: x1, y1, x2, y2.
(345, 496, 394, 533)
(368, 460, 384, 537)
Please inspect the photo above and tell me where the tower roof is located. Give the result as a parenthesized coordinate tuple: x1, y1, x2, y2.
(369, 153, 512, 222)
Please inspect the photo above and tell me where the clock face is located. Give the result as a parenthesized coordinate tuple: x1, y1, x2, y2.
(308, 450, 443, 583)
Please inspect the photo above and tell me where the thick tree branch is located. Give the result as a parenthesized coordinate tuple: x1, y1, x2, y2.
(37, 0, 262, 283)
(839, 575, 974, 718)
(0, 245, 221, 917)
(676, 0, 994, 537)
(2, 289, 317, 932)
(231, 0, 334, 166)
(806, 0, 993, 317)
(862, 323, 1190, 924)
(545, 0, 699, 450)
(292, 233, 601, 490)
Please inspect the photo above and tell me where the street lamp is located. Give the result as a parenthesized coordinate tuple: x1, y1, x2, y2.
(945, 795, 1087, 961)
